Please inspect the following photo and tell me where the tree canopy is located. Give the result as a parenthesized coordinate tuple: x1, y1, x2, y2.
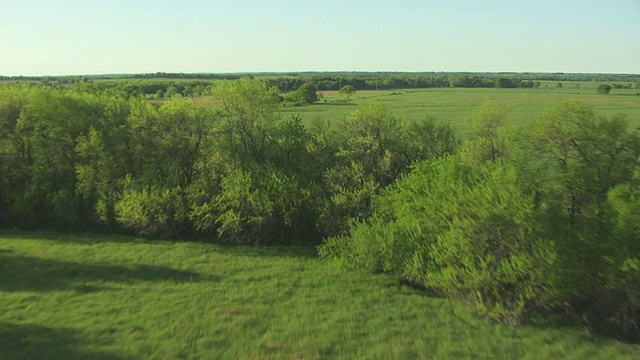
(339, 85, 356, 101)
(598, 84, 612, 94)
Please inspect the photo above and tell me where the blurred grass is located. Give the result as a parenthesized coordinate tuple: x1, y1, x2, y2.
(0, 231, 638, 359)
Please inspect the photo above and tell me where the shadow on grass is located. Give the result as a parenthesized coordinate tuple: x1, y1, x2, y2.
(0, 253, 206, 293)
(610, 93, 640, 97)
(0, 322, 130, 360)
(0, 229, 318, 260)
(0, 229, 195, 247)
(312, 102, 357, 106)
(0, 229, 155, 245)
(528, 311, 639, 345)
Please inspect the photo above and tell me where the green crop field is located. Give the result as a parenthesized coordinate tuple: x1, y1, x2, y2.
(281, 84, 640, 136)
(0, 231, 638, 359)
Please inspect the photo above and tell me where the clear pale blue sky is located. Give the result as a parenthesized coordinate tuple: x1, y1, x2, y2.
(2, 0, 639, 76)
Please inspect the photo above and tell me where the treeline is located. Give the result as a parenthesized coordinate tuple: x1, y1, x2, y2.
(0, 80, 455, 242)
(3, 71, 639, 84)
(1, 80, 638, 337)
(71, 80, 214, 99)
(83, 74, 640, 95)
(265, 73, 640, 92)
(0, 72, 241, 83)
(4, 72, 640, 99)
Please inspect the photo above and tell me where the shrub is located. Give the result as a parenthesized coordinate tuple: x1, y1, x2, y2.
(597, 84, 612, 94)
(321, 157, 557, 323)
(114, 185, 187, 237)
(191, 167, 315, 245)
(317, 162, 379, 237)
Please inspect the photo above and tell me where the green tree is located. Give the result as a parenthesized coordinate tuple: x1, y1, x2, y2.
(210, 78, 281, 164)
(318, 102, 457, 237)
(459, 102, 509, 165)
(495, 77, 517, 88)
(165, 85, 179, 98)
(6, 88, 110, 228)
(294, 83, 318, 104)
(519, 80, 534, 88)
(75, 96, 135, 227)
(190, 78, 322, 244)
(525, 102, 640, 329)
(597, 84, 612, 94)
(339, 85, 356, 101)
(193, 85, 207, 96)
(100, 98, 213, 237)
(320, 157, 556, 323)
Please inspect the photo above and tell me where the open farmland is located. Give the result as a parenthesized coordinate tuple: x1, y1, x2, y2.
(282, 83, 640, 136)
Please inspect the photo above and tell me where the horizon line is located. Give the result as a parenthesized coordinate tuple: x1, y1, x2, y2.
(2, 70, 640, 78)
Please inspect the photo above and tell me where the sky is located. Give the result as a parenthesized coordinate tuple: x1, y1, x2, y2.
(1, 0, 639, 76)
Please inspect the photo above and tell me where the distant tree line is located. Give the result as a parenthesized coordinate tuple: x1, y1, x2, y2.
(0, 72, 242, 82)
(2, 72, 639, 99)
(70, 80, 215, 99)
(0, 80, 638, 339)
(3, 71, 637, 83)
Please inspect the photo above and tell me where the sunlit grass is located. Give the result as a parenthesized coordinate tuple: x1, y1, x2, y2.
(281, 86, 640, 136)
(0, 231, 638, 359)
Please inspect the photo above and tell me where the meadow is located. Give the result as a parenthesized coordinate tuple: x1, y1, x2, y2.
(282, 82, 640, 135)
(1, 231, 639, 360)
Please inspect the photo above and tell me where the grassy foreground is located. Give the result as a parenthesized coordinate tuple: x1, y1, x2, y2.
(0, 231, 638, 359)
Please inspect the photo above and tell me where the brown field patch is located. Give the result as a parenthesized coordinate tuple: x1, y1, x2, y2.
(583, 98, 605, 103)
(145, 96, 218, 107)
(193, 97, 218, 107)
(318, 91, 339, 97)
(146, 98, 169, 106)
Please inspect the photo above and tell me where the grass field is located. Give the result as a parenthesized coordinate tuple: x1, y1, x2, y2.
(281, 84, 640, 136)
(1, 231, 638, 359)
(136, 81, 640, 137)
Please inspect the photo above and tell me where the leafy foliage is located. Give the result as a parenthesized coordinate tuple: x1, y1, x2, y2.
(2, 81, 639, 336)
(322, 100, 640, 334)
(291, 82, 318, 105)
(321, 157, 557, 323)
(598, 84, 613, 94)
(339, 85, 356, 101)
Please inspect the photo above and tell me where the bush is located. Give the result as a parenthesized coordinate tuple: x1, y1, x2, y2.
(190, 167, 316, 245)
(317, 162, 379, 237)
(597, 84, 612, 94)
(293, 83, 318, 104)
(114, 186, 187, 237)
(321, 157, 557, 323)
(589, 185, 640, 338)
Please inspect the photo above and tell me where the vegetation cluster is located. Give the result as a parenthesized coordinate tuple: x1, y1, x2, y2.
(0, 78, 639, 339)
(5, 72, 638, 100)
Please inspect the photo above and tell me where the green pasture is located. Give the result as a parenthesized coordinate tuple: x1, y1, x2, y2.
(1, 231, 638, 359)
(282, 85, 640, 136)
